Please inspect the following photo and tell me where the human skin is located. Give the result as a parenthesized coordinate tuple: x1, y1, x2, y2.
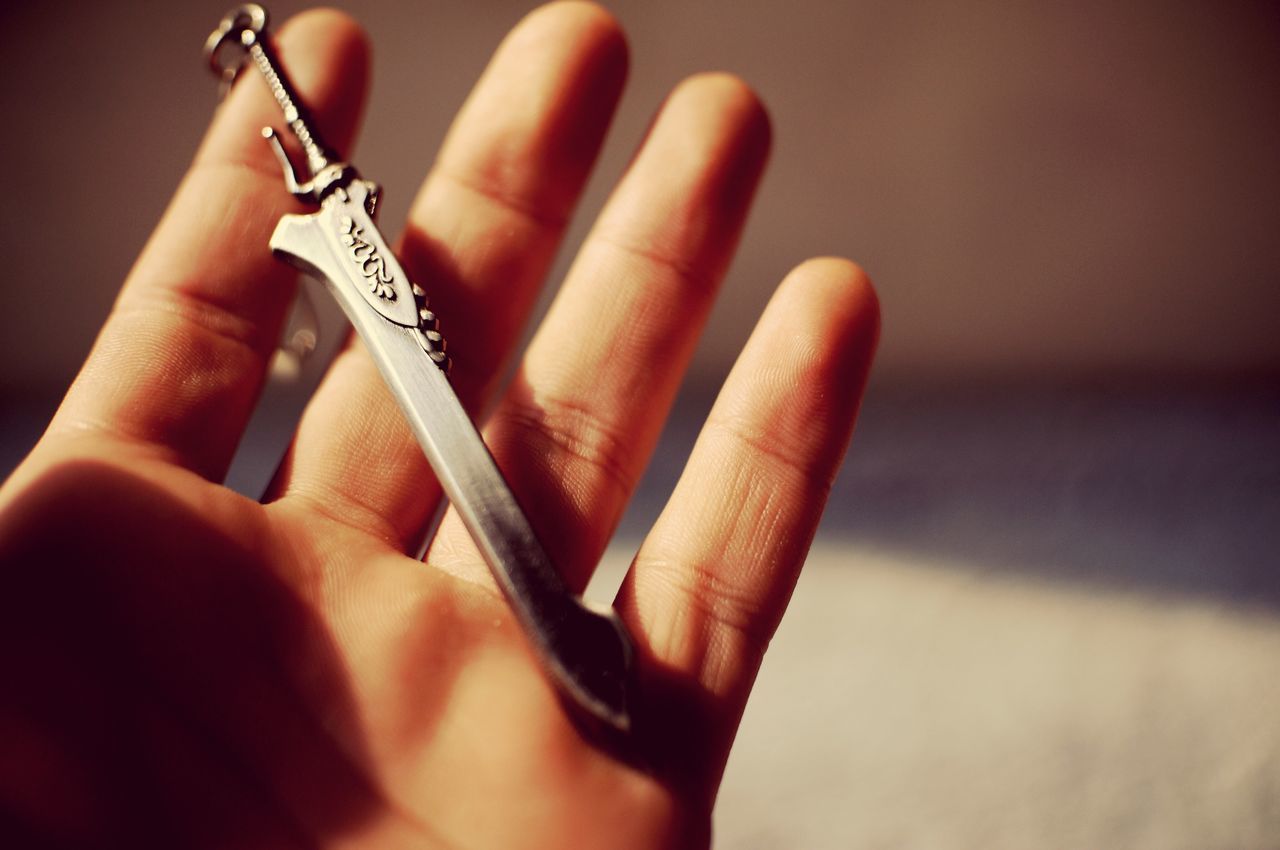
(0, 3, 878, 847)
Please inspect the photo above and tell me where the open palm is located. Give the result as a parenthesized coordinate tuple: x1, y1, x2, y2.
(0, 4, 878, 847)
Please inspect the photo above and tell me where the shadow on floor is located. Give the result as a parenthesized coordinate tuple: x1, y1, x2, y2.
(618, 379, 1280, 612)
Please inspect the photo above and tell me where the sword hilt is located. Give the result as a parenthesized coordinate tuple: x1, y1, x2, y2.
(205, 4, 352, 202)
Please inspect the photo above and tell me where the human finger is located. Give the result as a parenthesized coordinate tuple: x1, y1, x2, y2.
(616, 258, 879, 793)
(270, 1, 628, 550)
(46, 10, 369, 481)
(425, 73, 770, 591)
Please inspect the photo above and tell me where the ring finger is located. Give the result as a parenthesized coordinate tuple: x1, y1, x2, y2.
(426, 72, 771, 593)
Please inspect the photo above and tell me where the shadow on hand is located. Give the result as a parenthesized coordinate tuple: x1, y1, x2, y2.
(0, 460, 381, 847)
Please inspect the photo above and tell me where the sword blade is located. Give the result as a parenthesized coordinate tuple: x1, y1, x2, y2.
(269, 195, 634, 737)
(353, 315, 634, 738)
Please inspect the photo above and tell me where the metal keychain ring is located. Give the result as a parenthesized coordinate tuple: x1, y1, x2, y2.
(203, 4, 269, 88)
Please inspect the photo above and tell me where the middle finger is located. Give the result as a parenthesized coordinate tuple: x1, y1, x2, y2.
(270, 2, 628, 547)
(427, 72, 771, 592)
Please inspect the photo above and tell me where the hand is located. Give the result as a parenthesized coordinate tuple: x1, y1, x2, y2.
(0, 3, 878, 847)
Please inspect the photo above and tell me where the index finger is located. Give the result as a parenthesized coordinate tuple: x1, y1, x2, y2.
(44, 10, 369, 481)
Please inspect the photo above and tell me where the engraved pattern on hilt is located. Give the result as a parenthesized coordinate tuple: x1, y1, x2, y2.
(338, 216, 397, 301)
(209, 5, 449, 374)
(410, 284, 451, 372)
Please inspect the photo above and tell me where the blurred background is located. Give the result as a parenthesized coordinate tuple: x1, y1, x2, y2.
(2, 1, 1278, 847)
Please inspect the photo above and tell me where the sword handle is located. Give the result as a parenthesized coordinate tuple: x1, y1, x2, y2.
(205, 4, 349, 201)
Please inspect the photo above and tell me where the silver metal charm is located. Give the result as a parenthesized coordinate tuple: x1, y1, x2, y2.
(205, 5, 635, 742)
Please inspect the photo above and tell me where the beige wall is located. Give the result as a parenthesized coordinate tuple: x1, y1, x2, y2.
(2, 0, 1277, 394)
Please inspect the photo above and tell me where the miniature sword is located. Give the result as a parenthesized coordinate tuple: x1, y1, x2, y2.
(205, 4, 635, 741)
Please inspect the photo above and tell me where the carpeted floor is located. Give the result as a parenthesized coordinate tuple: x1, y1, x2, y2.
(597, 382, 1280, 848)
